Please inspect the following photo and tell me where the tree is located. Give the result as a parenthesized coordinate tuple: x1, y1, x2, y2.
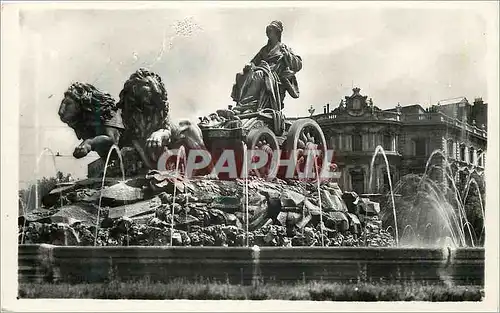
(18, 171, 73, 213)
(463, 183, 485, 246)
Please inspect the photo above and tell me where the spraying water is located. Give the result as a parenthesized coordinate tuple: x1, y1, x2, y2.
(170, 146, 186, 246)
(422, 178, 465, 246)
(462, 177, 485, 242)
(386, 149, 484, 248)
(21, 147, 61, 244)
(35, 148, 60, 210)
(94, 145, 125, 246)
(421, 150, 475, 246)
(393, 173, 464, 247)
(401, 225, 417, 246)
(314, 154, 325, 247)
(423, 223, 433, 245)
(369, 145, 399, 246)
(251, 245, 261, 286)
(243, 143, 249, 247)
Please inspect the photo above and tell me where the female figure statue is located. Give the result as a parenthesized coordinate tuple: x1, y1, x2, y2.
(231, 21, 303, 112)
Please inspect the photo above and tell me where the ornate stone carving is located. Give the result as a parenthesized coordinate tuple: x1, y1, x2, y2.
(345, 88, 369, 117)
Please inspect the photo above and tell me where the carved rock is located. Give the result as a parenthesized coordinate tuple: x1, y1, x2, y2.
(100, 182, 145, 206)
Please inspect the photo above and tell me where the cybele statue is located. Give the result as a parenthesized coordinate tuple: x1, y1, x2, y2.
(231, 20, 303, 112)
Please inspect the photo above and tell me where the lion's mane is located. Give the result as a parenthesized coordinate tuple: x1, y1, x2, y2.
(63, 82, 118, 125)
(117, 68, 171, 141)
(118, 68, 170, 123)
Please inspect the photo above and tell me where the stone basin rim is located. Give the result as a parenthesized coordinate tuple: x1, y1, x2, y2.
(19, 244, 485, 252)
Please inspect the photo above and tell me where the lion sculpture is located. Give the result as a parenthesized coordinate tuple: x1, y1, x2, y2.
(58, 82, 124, 159)
(58, 68, 206, 173)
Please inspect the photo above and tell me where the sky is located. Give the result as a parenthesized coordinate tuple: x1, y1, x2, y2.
(18, 4, 491, 188)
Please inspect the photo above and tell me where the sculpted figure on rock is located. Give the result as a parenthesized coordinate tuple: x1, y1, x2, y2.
(58, 68, 205, 171)
(231, 20, 303, 112)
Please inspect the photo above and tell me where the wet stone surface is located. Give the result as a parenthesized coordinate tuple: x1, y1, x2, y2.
(19, 172, 395, 247)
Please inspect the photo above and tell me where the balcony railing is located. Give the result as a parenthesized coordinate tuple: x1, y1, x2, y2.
(314, 110, 401, 122)
(401, 112, 487, 138)
(334, 150, 401, 158)
(295, 111, 486, 139)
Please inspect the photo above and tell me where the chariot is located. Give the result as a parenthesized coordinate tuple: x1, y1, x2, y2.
(197, 103, 329, 179)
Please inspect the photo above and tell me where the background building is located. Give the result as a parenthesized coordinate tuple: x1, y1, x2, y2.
(312, 88, 487, 194)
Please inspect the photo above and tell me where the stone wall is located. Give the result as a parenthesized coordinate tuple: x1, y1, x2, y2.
(18, 244, 485, 286)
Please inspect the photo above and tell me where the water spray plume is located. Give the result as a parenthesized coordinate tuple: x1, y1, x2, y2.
(369, 145, 399, 246)
(462, 178, 485, 242)
(422, 150, 475, 247)
(314, 154, 325, 247)
(170, 146, 186, 247)
(95, 145, 125, 247)
(386, 149, 484, 248)
(243, 143, 249, 247)
(21, 148, 61, 244)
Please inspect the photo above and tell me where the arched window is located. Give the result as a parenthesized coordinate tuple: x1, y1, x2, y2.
(459, 144, 466, 162)
(414, 138, 427, 157)
(447, 139, 454, 159)
(381, 168, 395, 193)
(352, 133, 363, 152)
(469, 147, 475, 165)
(383, 134, 392, 151)
(350, 167, 365, 194)
(477, 150, 483, 167)
(331, 136, 338, 151)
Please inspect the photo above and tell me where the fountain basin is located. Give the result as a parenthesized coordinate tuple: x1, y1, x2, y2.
(18, 244, 484, 286)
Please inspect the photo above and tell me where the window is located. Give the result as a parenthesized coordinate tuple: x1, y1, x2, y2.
(477, 150, 483, 167)
(338, 134, 343, 151)
(459, 144, 466, 162)
(350, 169, 365, 194)
(414, 138, 427, 156)
(331, 136, 338, 151)
(469, 147, 475, 164)
(383, 134, 392, 151)
(447, 140, 454, 159)
(381, 169, 394, 193)
(352, 133, 363, 152)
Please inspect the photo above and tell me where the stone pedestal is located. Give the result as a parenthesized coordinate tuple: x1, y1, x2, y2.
(87, 147, 149, 178)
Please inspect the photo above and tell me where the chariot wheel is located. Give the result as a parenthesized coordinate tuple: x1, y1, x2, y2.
(284, 118, 327, 180)
(245, 127, 280, 180)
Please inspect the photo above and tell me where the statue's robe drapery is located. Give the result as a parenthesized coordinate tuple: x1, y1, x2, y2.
(231, 42, 302, 111)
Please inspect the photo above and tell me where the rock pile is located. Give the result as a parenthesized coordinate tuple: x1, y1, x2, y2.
(19, 172, 395, 247)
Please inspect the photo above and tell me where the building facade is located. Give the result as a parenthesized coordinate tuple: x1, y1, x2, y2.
(312, 88, 487, 194)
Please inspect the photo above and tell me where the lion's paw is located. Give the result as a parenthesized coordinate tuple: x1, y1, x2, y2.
(146, 130, 170, 149)
(73, 140, 92, 159)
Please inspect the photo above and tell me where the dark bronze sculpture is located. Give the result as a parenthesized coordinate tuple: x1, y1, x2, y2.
(58, 22, 329, 180)
(58, 69, 205, 171)
(231, 20, 303, 112)
(58, 82, 124, 159)
(117, 68, 204, 168)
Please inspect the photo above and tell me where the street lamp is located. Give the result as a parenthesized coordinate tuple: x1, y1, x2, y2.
(308, 105, 315, 116)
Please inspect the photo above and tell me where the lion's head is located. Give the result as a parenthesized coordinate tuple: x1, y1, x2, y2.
(117, 68, 171, 141)
(58, 82, 118, 129)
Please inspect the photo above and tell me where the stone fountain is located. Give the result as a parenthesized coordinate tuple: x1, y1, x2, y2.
(20, 21, 396, 248)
